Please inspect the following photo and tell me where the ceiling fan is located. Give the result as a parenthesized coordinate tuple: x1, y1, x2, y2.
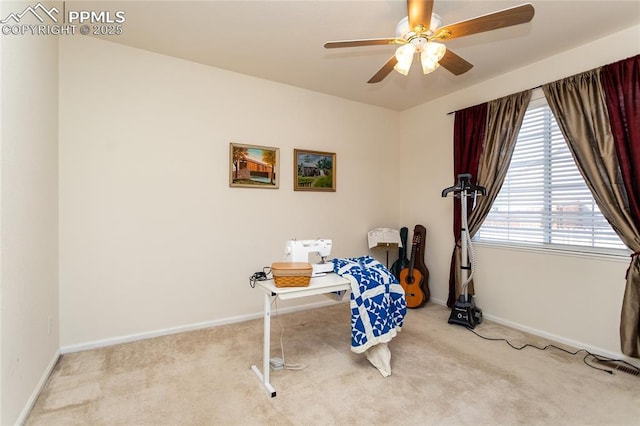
(324, 0, 535, 83)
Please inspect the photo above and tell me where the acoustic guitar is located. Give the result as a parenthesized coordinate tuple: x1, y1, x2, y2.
(399, 231, 427, 308)
(390, 227, 409, 281)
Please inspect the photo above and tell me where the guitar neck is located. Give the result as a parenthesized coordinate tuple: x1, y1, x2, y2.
(408, 235, 419, 275)
(408, 250, 416, 274)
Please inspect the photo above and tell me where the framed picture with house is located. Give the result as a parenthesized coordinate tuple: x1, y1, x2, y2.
(294, 149, 336, 192)
(229, 143, 279, 188)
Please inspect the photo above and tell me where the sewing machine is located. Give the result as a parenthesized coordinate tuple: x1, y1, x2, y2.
(284, 239, 334, 276)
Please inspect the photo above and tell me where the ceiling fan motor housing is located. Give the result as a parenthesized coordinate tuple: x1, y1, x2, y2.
(395, 13, 442, 39)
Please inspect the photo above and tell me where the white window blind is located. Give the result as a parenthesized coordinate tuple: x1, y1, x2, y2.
(475, 99, 626, 252)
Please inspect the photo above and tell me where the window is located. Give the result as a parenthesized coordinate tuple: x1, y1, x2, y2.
(475, 96, 626, 254)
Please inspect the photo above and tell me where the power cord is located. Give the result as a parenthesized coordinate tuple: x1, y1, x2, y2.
(249, 267, 281, 368)
(271, 298, 307, 371)
(466, 326, 640, 376)
(249, 267, 271, 288)
(250, 268, 307, 371)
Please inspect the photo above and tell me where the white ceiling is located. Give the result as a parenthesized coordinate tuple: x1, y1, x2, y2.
(87, 0, 640, 111)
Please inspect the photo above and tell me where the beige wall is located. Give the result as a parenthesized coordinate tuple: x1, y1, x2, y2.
(399, 24, 640, 356)
(58, 36, 400, 349)
(0, 8, 60, 425)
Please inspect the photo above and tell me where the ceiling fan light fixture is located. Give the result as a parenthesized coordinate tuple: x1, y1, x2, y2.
(421, 41, 446, 74)
(421, 55, 440, 74)
(426, 41, 447, 61)
(393, 43, 415, 75)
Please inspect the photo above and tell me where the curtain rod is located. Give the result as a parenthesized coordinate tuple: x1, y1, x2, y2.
(446, 84, 543, 116)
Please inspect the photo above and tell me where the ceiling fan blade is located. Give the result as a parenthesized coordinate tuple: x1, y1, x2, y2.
(324, 38, 404, 49)
(439, 49, 473, 75)
(435, 3, 534, 41)
(407, 0, 433, 32)
(368, 56, 398, 84)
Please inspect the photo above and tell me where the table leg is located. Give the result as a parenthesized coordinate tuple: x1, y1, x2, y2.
(251, 291, 277, 397)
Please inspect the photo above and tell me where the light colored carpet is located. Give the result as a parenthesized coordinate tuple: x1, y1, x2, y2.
(26, 302, 640, 425)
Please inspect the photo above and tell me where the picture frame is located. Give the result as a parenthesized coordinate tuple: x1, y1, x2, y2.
(229, 143, 280, 189)
(294, 149, 336, 192)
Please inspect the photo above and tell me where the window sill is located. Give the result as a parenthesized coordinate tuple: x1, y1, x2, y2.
(472, 240, 631, 263)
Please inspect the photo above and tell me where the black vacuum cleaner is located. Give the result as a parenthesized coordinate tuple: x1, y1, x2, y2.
(442, 173, 486, 329)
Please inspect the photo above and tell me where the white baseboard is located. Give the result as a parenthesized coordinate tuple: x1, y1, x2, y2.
(429, 296, 447, 306)
(16, 349, 60, 426)
(60, 298, 342, 354)
(60, 293, 639, 365)
(482, 313, 640, 367)
(429, 297, 639, 367)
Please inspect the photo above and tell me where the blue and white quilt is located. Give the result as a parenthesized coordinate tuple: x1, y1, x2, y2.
(333, 256, 406, 353)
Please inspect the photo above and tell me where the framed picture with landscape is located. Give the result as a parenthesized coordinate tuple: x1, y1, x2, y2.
(294, 149, 336, 192)
(229, 143, 279, 188)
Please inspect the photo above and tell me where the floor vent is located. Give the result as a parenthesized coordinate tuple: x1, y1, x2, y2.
(594, 359, 640, 376)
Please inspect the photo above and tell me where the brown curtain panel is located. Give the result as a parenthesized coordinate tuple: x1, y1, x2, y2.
(543, 61, 640, 357)
(468, 91, 532, 238)
(448, 91, 531, 305)
(602, 55, 640, 357)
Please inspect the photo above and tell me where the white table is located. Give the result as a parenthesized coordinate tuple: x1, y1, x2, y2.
(251, 273, 351, 397)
